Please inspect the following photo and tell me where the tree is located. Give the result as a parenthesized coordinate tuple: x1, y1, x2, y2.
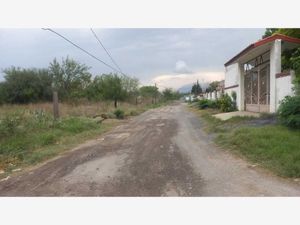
(0, 82, 8, 104)
(276, 28, 300, 39)
(162, 88, 180, 101)
(139, 85, 159, 103)
(1, 67, 52, 103)
(191, 80, 202, 95)
(207, 81, 219, 92)
(49, 57, 92, 100)
(85, 76, 105, 101)
(121, 75, 139, 102)
(273, 29, 300, 92)
(262, 28, 278, 38)
(97, 73, 127, 108)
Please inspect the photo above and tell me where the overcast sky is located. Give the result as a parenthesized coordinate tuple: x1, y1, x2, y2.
(0, 28, 264, 90)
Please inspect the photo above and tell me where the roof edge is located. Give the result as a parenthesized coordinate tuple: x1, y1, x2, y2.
(224, 34, 300, 67)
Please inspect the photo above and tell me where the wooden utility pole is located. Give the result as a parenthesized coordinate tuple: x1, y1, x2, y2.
(53, 91, 59, 120)
(154, 83, 157, 104)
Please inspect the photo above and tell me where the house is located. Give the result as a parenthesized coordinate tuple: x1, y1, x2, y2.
(204, 80, 224, 100)
(224, 34, 300, 113)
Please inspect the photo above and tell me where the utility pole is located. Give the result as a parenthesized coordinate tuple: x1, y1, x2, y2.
(53, 91, 59, 120)
(154, 83, 157, 104)
(52, 78, 59, 120)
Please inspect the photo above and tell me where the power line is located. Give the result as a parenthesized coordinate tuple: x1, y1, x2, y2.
(42, 28, 121, 74)
(90, 28, 124, 75)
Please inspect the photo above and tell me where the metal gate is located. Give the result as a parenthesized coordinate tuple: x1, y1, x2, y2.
(244, 65, 270, 112)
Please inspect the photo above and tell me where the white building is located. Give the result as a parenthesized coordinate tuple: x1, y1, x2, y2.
(224, 34, 300, 113)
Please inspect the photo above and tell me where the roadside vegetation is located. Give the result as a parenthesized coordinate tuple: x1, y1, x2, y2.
(0, 101, 167, 176)
(197, 92, 237, 112)
(189, 28, 300, 178)
(0, 57, 181, 176)
(190, 106, 300, 178)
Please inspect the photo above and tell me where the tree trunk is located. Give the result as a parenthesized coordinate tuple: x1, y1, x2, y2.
(114, 99, 117, 108)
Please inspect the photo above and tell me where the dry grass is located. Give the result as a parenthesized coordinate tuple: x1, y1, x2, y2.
(0, 101, 152, 119)
(0, 100, 164, 175)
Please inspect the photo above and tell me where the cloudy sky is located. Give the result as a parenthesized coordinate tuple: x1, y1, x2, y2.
(0, 28, 265, 90)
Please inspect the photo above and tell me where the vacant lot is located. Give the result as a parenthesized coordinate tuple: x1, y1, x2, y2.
(0, 101, 163, 177)
(190, 106, 300, 178)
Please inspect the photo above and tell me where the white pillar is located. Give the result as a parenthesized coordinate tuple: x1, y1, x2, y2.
(269, 39, 281, 113)
(238, 63, 244, 111)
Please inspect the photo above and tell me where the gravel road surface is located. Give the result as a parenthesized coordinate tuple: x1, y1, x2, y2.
(0, 103, 299, 196)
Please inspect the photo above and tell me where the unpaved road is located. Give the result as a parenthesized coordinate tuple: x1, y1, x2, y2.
(1, 103, 300, 196)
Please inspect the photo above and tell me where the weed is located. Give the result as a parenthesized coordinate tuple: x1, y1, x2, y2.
(114, 109, 125, 119)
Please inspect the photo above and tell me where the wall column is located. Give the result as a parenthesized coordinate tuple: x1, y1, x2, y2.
(238, 63, 244, 111)
(269, 39, 281, 113)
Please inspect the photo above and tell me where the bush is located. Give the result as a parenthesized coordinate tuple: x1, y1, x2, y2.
(198, 99, 218, 109)
(277, 95, 300, 128)
(218, 93, 236, 112)
(129, 110, 138, 116)
(0, 113, 22, 137)
(114, 109, 125, 119)
(231, 91, 237, 110)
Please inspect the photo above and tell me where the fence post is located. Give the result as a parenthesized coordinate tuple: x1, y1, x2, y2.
(53, 91, 59, 120)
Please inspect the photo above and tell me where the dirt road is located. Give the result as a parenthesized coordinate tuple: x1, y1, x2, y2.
(0, 103, 299, 196)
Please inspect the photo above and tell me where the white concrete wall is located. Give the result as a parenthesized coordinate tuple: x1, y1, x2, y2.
(225, 63, 239, 87)
(224, 63, 241, 110)
(270, 39, 282, 112)
(276, 72, 295, 107)
(216, 90, 222, 99)
(210, 91, 217, 100)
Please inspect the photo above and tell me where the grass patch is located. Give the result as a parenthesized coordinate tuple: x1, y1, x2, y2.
(189, 105, 300, 178)
(0, 114, 118, 173)
(189, 107, 255, 133)
(0, 101, 168, 176)
(216, 125, 300, 177)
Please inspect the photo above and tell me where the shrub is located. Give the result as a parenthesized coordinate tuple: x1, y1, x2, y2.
(277, 95, 300, 128)
(198, 99, 218, 109)
(198, 99, 209, 109)
(107, 112, 117, 119)
(129, 110, 138, 116)
(231, 91, 237, 110)
(218, 93, 236, 112)
(0, 113, 22, 137)
(114, 109, 125, 119)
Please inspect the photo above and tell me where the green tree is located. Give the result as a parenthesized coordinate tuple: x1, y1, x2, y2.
(277, 28, 300, 39)
(139, 85, 159, 103)
(0, 82, 8, 104)
(97, 73, 127, 108)
(273, 29, 300, 93)
(162, 88, 180, 101)
(85, 76, 104, 101)
(49, 57, 92, 100)
(262, 28, 278, 38)
(209, 81, 219, 92)
(121, 75, 139, 101)
(1, 67, 52, 103)
(191, 80, 202, 95)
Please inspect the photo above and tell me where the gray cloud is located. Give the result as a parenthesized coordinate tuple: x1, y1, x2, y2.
(0, 28, 265, 86)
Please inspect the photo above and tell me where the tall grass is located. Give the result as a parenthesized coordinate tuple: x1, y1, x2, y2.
(0, 109, 103, 171)
(191, 107, 300, 178)
(216, 125, 300, 177)
(0, 100, 165, 174)
(0, 101, 152, 118)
